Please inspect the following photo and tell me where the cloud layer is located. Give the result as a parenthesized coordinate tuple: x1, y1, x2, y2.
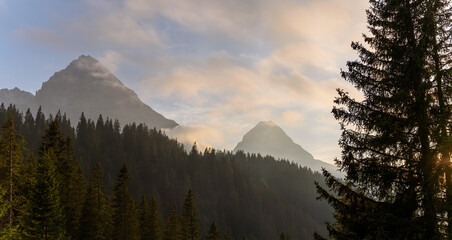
(2, 0, 369, 163)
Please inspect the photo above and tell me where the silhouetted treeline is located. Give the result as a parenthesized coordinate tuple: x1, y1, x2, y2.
(0, 103, 332, 239)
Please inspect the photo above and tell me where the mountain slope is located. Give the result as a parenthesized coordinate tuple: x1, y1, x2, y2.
(234, 121, 343, 177)
(0, 87, 34, 111)
(0, 55, 177, 129)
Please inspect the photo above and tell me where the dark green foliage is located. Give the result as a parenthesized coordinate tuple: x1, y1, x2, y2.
(0, 106, 330, 239)
(315, 0, 452, 239)
(206, 222, 221, 240)
(222, 233, 231, 240)
(0, 116, 28, 239)
(112, 164, 140, 240)
(278, 233, 292, 240)
(164, 203, 181, 240)
(22, 153, 66, 240)
(78, 163, 111, 240)
(39, 120, 85, 239)
(181, 189, 201, 240)
(140, 195, 163, 240)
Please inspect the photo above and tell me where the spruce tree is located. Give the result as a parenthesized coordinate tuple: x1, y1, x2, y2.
(0, 116, 26, 238)
(315, 0, 452, 239)
(180, 189, 201, 240)
(139, 195, 151, 239)
(140, 195, 163, 240)
(164, 203, 181, 240)
(112, 164, 139, 240)
(78, 162, 111, 240)
(40, 120, 85, 239)
(22, 153, 66, 240)
(0, 184, 8, 238)
(206, 222, 221, 240)
(61, 137, 85, 239)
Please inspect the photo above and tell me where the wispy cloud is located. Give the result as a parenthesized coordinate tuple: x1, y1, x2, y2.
(3, 0, 370, 163)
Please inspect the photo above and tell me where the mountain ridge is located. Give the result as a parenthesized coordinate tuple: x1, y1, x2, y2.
(0, 55, 178, 129)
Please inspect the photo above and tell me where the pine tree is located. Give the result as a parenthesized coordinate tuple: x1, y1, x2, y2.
(139, 195, 151, 239)
(39, 120, 85, 239)
(314, 0, 452, 239)
(61, 137, 85, 239)
(0, 116, 26, 238)
(222, 233, 231, 240)
(140, 195, 163, 240)
(180, 189, 201, 240)
(0, 185, 7, 236)
(164, 203, 181, 240)
(22, 153, 66, 240)
(78, 162, 111, 240)
(206, 222, 221, 240)
(112, 164, 139, 240)
(423, 0, 452, 236)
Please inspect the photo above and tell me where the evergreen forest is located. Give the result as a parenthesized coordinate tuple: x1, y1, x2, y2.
(0, 104, 331, 240)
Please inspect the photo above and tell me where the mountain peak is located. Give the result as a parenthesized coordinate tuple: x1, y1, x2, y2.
(68, 55, 100, 70)
(77, 54, 97, 61)
(235, 121, 312, 159)
(234, 121, 343, 177)
(256, 120, 278, 127)
(30, 55, 178, 129)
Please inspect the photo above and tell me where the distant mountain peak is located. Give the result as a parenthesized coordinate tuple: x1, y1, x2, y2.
(67, 55, 101, 71)
(234, 121, 343, 178)
(256, 120, 278, 127)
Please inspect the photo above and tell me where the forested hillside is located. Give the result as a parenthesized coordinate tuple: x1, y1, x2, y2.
(0, 103, 332, 240)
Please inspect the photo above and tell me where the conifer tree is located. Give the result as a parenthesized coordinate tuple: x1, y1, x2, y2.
(164, 203, 181, 240)
(206, 222, 221, 240)
(0, 184, 9, 239)
(180, 189, 201, 240)
(222, 233, 231, 240)
(39, 120, 85, 239)
(315, 0, 452, 239)
(61, 137, 85, 239)
(78, 162, 111, 240)
(139, 195, 151, 239)
(0, 116, 26, 238)
(112, 164, 139, 240)
(140, 195, 163, 240)
(22, 153, 66, 240)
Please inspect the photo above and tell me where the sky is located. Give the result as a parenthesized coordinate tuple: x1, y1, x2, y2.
(0, 0, 369, 164)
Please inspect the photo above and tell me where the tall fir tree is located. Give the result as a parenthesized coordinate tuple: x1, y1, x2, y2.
(206, 222, 221, 240)
(0, 116, 26, 239)
(180, 189, 201, 240)
(39, 120, 85, 239)
(112, 164, 139, 240)
(0, 184, 9, 239)
(139, 195, 163, 240)
(164, 203, 181, 240)
(61, 137, 85, 239)
(315, 0, 452, 239)
(78, 162, 111, 240)
(22, 153, 66, 240)
(424, 0, 452, 236)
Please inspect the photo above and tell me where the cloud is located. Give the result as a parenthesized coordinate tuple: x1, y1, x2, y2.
(5, 0, 370, 163)
(14, 28, 69, 49)
(163, 125, 224, 151)
(282, 111, 304, 127)
(98, 50, 122, 73)
(70, 9, 162, 49)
